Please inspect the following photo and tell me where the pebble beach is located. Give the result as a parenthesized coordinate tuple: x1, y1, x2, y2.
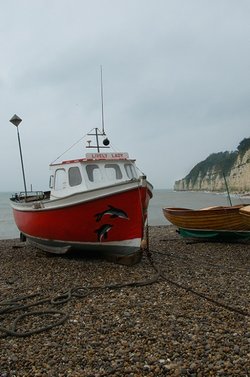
(0, 225, 249, 376)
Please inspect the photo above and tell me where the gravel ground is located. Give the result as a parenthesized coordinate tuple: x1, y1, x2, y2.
(0, 225, 249, 377)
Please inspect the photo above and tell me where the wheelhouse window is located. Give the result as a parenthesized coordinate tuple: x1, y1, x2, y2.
(124, 163, 137, 179)
(54, 169, 67, 190)
(68, 167, 82, 187)
(86, 164, 102, 182)
(105, 164, 122, 180)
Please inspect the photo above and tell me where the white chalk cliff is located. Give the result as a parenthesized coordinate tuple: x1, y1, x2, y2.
(174, 139, 250, 194)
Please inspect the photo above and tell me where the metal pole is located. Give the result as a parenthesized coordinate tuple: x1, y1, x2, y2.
(9, 115, 28, 198)
(95, 128, 100, 152)
(16, 126, 27, 197)
(223, 172, 232, 206)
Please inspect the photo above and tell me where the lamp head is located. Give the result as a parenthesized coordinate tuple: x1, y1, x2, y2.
(10, 114, 22, 127)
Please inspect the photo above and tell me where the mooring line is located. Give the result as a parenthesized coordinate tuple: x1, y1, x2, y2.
(1, 245, 248, 338)
(144, 246, 250, 318)
(0, 259, 159, 338)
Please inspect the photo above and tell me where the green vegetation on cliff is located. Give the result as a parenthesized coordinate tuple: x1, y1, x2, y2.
(184, 137, 250, 186)
(238, 137, 250, 157)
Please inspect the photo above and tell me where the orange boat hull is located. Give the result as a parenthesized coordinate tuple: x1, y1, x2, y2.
(162, 205, 249, 231)
(239, 205, 250, 227)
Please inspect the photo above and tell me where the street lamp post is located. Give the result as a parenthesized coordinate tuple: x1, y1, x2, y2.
(9, 114, 27, 198)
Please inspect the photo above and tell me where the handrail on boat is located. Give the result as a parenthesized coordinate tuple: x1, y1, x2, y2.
(11, 191, 50, 202)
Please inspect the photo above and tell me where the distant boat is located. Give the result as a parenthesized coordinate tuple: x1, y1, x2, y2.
(162, 205, 250, 239)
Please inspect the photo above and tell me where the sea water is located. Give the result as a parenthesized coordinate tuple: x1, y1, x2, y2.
(0, 192, 19, 239)
(0, 190, 249, 240)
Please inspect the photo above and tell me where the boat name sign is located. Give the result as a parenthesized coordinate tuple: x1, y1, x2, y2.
(86, 152, 129, 160)
(58, 152, 130, 165)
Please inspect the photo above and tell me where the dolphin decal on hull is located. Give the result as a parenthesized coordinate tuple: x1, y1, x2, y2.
(95, 205, 129, 222)
(95, 224, 113, 242)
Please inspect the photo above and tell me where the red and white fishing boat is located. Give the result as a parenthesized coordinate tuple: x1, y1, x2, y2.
(10, 117, 153, 263)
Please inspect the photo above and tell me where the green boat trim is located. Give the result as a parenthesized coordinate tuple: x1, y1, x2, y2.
(178, 228, 250, 240)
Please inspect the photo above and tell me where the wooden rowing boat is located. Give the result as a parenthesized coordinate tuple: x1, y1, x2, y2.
(162, 205, 250, 239)
(239, 205, 250, 227)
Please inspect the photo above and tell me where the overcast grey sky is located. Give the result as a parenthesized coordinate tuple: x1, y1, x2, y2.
(1, 0, 249, 191)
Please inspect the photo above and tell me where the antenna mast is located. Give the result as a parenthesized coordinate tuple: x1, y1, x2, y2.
(86, 68, 110, 152)
(100, 65, 105, 134)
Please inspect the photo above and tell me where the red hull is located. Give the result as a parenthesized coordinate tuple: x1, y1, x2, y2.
(13, 187, 151, 247)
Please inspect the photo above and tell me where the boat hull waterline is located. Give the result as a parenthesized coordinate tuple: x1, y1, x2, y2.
(178, 228, 250, 240)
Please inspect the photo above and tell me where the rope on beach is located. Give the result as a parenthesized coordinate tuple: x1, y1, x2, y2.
(143, 223, 250, 317)
(0, 310, 69, 337)
(0, 293, 69, 337)
(145, 247, 250, 318)
(1, 243, 249, 338)
(0, 264, 160, 338)
(159, 272, 250, 317)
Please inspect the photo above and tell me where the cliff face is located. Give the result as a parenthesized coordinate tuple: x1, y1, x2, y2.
(174, 139, 250, 194)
